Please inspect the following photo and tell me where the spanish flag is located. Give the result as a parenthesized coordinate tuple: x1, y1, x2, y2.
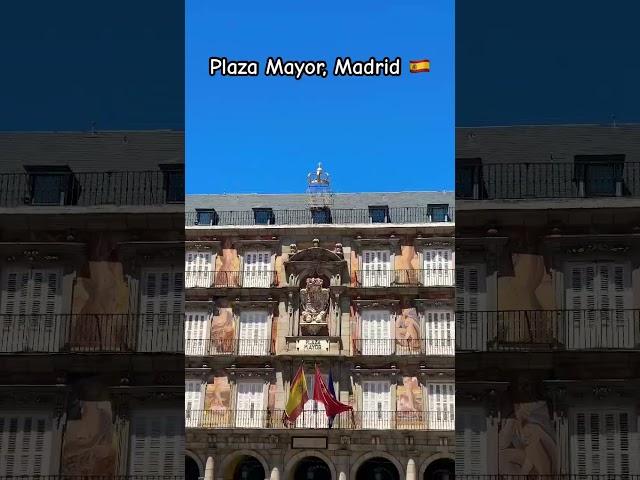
(409, 59, 430, 73)
(283, 365, 309, 424)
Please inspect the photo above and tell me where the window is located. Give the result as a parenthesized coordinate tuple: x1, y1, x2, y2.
(196, 209, 218, 225)
(25, 166, 73, 205)
(423, 248, 454, 286)
(243, 250, 272, 287)
(571, 409, 632, 476)
(0, 268, 62, 352)
(427, 204, 449, 222)
(361, 380, 392, 429)
(238, 310, 269, 355)
(455, 264, 487, 351)
(311, 207, 332, 224)
(138, 269, 183, 352)
(424, 309, 454, 356)
(185, 380, 203, 427)
(296, 373, 328, 428)
(161, 165, 184, 203)
(129, 410, 183, 475)
(455, 158, 482, 199)
(185, 250, 213, 288)
(235, 380, 265, 428)
(455, 408, 487, 475)
(0, 412, 53, 475)
(574, 155, 625, 197)
(253, 208, 274, 225)
(360, 309, 392, 355)
(368, 205, 389, 223)
(565, 262, 631, 349)
(427, 383, 455, 430)
(185, 311, 210, 356)
(361, 249, 391, 287)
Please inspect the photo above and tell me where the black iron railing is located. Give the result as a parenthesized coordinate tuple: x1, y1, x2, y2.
(353, 269, 455, 287)
(0, 314, 184, 353)
(185, 270, 278, 288)
(185, 409, 454, 430)
(0, 171, 184, 207)
(456, 162, 640, 200)
(0, 477, 185, 480)
(185, 206, 455, 226)
(351, 338, 453, 356)
(456, 309, 640, 351)
(185, 338, 273, 356)
(454, 477, 640, 480)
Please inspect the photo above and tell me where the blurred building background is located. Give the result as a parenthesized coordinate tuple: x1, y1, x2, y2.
(455, 125, 640, 476)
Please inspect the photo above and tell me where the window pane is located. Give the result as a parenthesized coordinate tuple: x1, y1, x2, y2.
(369, 207, 388, 223)
(165, 171, 185, 202)
(32, 174, 67, 205)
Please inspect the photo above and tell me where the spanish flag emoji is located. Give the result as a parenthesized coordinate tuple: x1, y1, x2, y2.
(409, 59, 430, 73)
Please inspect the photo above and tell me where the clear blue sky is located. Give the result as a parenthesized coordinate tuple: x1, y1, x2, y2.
(186, 0, 455, 194)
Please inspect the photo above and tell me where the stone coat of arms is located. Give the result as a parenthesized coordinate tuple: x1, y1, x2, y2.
(300, 277, 329, 331)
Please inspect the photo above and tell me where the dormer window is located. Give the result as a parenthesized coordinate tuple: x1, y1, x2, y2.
(427, 204, 449, 222)
(160, 164, 185, 203)
(25, 165, 73, 205)
(574, 155, 624, 197)
(253, 208, 274, 225)
(456, 158, 482, 199)
(311, 207, 332, 224)
(196, 209, 218, 225)
(368, 205, 389, 223)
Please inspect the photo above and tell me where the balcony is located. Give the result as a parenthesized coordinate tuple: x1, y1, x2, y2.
(456, 161, 640, 200)
(456, 309, 640, 352)
(186, 206, 455, 226)
(185, 338, 273, 356)
(0, 171, 184, 207)
(0, 314, 184, 353)
(185, 409, 454, 430)
(185, 270, 278, 288)
(353, 269, 455, 288)
(352, 338, 454, 356)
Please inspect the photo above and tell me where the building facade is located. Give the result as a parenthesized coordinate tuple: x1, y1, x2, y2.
(0, 132, 185, 475)
(455, 125, 640, 476)
(185, 168, 455, 480)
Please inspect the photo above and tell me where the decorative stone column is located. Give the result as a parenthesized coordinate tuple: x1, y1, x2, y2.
(338, 471, 347, 480)
(406, 458, 416, 480)
(270, 466, 280, 480)
(204, 456, 214, 480)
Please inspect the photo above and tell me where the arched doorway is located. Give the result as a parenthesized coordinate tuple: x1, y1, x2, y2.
(231, 455, 266, 480)
(355, 457, 400, 480)
(293, 456, 331, 480)
(424, 458, 454, 480)
(185, 455, 200, 480)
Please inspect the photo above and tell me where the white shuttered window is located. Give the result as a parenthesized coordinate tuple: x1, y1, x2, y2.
(129, 410, 184, 476)
(0, 268, 62, 352)
(185, 380, 203, 428)
(455, 408, 487, 475)
(238, 310, 269, 355)
(361, 309, 392, 355)
(423, 248, 454, 286)
(427, 383, 455, 430)
(185, 250, 213, 288)
(362, 380, 392, 429)
(0, 412, 52, 476)
(424, 309, 455, 356)
(243, 251, 271, 287)
(185, 311, 209, 355)
(138, 269, 183, 352)
(236, 380, 265, 428)
(455, 264, 487, 351)
(362, 250, 391, 287)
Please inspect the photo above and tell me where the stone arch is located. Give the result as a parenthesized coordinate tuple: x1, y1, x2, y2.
(350, 451, 405, 480)
(219, 449, 270, 480)
(283, 450, 337, 480)
(185, 450, 203, 480)
(419, 453, 455, 480)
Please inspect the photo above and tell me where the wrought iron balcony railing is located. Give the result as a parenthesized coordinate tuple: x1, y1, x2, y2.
(185, 206, 455, 226)
(0, 171, 184, 207)
(185, 409, 454, 430)
(456, 309, 640, 351)
(352, 338, 454, 356)
(0, 314, 183, 353)
(0, 477, 186, 480)
(353, 269, 455, 287)
(185, 270, 278, 288)
(185, 338, 273, 356)
(456, 161, 640, 200)
(453, 477, 640, 480)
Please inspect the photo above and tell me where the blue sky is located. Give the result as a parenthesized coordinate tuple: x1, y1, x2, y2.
(186, 0, 455, 194)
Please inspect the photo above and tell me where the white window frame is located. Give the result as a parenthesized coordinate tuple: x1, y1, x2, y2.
(455, 407, 487, 475)
(185, 250, 214, 288)
(235, 379, 266, 428)
(455, 264, 487, 352)
(0, 410, 53, 475)
(423, 308, 455, 356)
(242, 250, 272, 288)
(361, 380, 392, 429)
(360, 309, 393, 355)
(422, 247, 454, 286)
(128, 409, 184, 476)
(237, 309, 270, 356)
(185, 380, 204, 428)
(361, 249, 392, 287)
(427, 382, 455, 430)
(185, 310, 210, 356)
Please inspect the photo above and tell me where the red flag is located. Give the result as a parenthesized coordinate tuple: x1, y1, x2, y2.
(313, 366, 352, 421)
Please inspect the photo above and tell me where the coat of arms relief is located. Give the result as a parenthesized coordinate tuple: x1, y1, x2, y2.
(299, 277, 329, 336)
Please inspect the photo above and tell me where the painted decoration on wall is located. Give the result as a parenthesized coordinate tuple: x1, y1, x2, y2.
(397, 377, 423, 428)
(211, 307, 235, 353)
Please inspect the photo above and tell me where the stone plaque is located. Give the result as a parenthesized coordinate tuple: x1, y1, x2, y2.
(296, 338, 329, 352)
(292, 436, 328, 449)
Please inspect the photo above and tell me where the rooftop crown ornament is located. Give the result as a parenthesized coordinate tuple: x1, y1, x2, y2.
(306, 162, 334, 208)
